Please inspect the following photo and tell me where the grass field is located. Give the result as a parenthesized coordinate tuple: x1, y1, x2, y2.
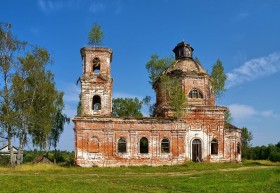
(0, 161, 279, 193)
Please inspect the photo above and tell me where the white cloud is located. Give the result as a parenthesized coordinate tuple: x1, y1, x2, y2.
(38, 0, 123, 14)
(88, 0, 124, 14)
(38, 0, 83, 12)
(260, 110, 279, 119)
(38, 0, 64, 12)
(228, 104, 257, 120)
(226, 52, 280, 88)
(228, 104, 280, 121)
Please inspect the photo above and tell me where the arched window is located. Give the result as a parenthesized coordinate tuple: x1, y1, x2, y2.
(211, 139, 218, 155)
(92, 58, 100, 73)
(140, 137, 148, 153)
(188, 88, 203, 98)
(237, 142, 241, 154)
(92, 95, 101, 110)
(161, 138, 170, 153)
(118, 137, 127, 153)
(89, 136, 99, 153)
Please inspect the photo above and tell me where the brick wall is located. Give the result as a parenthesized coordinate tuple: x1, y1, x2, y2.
(73, 44, 242, 167)
(74, 107, 241, 167)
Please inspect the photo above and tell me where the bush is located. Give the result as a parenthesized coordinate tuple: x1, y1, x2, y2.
(0, 155, 10, 166)
(47, 153, 54, 161)
(269, 152, 280, 162)
(23, 153, 36, 163)
(55, 154, 65, 162)
(64, 157, 75, 166)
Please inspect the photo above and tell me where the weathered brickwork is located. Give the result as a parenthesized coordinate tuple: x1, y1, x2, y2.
(73, 41, 241, 167)
(80, 47, 113, 116)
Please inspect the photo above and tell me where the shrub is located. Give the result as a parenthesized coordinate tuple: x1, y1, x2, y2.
(23, 153, 35, 163)
(269, 152, 280, 162)
(0, 155, 10, 166)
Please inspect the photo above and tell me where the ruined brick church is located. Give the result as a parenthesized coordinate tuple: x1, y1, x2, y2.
(73, 41, 242, 167)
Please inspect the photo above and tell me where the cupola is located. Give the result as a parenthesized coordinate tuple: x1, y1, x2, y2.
(173, 41, 194, 60)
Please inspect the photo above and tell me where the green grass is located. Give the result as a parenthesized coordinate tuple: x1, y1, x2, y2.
(0, 161, 279, 193)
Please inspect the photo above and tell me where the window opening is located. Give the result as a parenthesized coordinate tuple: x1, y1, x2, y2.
(211, 139, 218, 155)
(118, 137, 127, 153)
(92, 95, 101, 110)
(237, 142, 241, 154)
(93, 58, 100, 73)
(140, 137, 148, 153)
(161, 138, 170, 153)
(188, 88, 203, 98)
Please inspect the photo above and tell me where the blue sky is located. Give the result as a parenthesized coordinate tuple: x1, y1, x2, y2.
(1, 0, 280, 150)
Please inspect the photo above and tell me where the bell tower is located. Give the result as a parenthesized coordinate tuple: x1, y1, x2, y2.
(79, 47, 113, 116)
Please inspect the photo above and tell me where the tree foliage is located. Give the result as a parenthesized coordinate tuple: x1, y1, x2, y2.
(145, 54, 173, 86)
(241, 142, 280, 162)
(48, 111, 70, 163)
(241, 127, 253, 159)
(0, 23, 67, 166)
(194, 56, 201, 65)
(210, 59, 227, 99)
(14, 48, 59, 147)
(10, 47, 67, 164)
(0, 23, 26, 166)
(49, 112, 70, 150)
(238, 128, 279, 162)
(242, 127, 253, 148)
(22, 149, 75, 166)
(225, 109, 232, 123)
(112, 97, 143, 118)
(76, 94, 82, 116)
(159, 75, 187, 117)
(88, 23, 104, 46)
(146, 54, 186, 117)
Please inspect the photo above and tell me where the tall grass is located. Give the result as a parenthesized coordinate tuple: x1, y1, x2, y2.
(0, 163, 65, 173)
(0, 161, 279, 193)
(0, 160, 278, 174)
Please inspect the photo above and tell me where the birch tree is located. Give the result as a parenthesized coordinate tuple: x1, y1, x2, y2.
(0, 23, 67, 166)
(49, 111, 70, 163)
(0, 23, 26, 166)
(210, 59, 227, 99)
(12, 47, 65, 164)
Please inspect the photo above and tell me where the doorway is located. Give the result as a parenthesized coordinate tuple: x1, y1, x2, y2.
(192, 139, 202, 162)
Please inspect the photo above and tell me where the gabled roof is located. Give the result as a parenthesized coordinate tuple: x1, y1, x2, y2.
(0, 144, 19, 154)
(32, 155, 53, 164)
(0, 144, 7, 150)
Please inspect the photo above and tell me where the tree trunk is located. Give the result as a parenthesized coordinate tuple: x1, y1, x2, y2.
(45, 138, 49, 157)
(16, 130, 26, 165)
(7, 127, 15, 167)
(54, 148, 57, 164)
